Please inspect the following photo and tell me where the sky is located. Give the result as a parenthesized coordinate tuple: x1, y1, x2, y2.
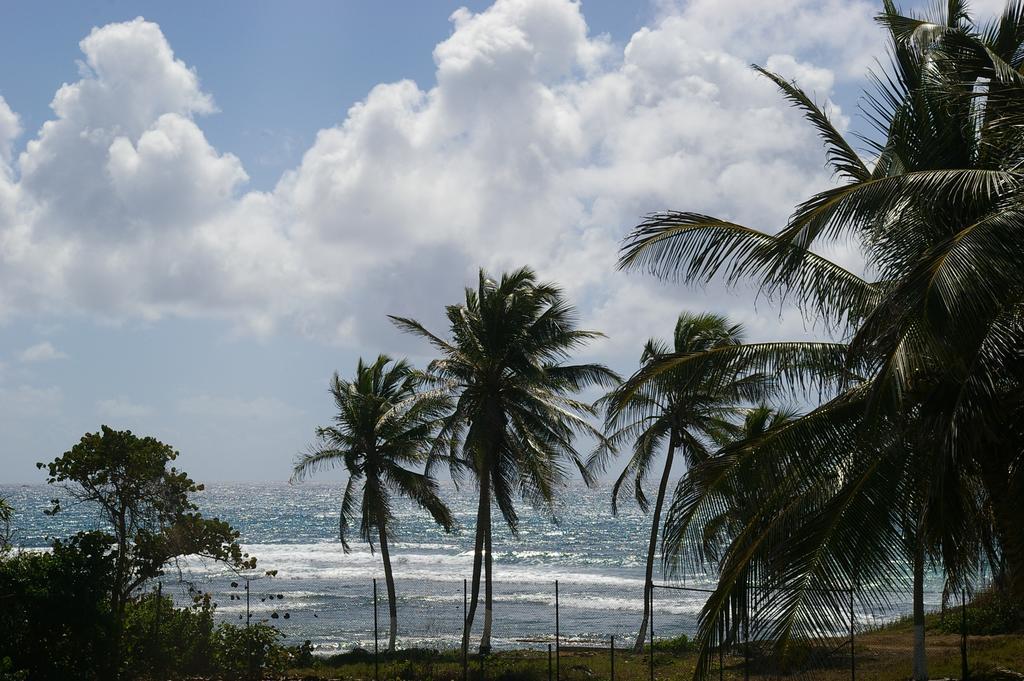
(0, 0, 1008, 483)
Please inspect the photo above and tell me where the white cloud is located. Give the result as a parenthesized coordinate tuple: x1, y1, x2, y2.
(0, 0, 893, 360)
(97, 397, 153, 420)
(0, 96, 20, 165)
(19, 340, 68, 362)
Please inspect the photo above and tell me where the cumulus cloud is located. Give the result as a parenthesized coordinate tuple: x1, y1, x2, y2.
(0, 0, 892, 363)
(19, 341, 68, 362)
(0, 96, 20, 165)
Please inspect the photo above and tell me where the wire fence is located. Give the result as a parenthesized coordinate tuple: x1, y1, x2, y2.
(144, 576, 979, 681)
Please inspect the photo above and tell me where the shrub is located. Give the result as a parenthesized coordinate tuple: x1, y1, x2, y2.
(652, 634, 695, 654)
(938, 588, 1023, 636)
(0, 534, 115, 681)
(211, 621, 289, 680)
(122, 590, 217, 678)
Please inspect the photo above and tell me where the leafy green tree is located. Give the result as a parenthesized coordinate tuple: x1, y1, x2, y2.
(618, 2, 1024, 677)
(38, 426, 255, 679)
(590, 313, 764, 651)
(392, 267, 618, 652)
(291, 355, 455, 651)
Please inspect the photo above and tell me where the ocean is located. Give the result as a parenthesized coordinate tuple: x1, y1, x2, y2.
(0, 482, 941, 652)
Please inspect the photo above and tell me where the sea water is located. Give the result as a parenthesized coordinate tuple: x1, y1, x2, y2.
(1, 482, 942, 652)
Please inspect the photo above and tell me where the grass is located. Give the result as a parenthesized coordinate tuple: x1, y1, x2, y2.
(283, 620, 1024, 680)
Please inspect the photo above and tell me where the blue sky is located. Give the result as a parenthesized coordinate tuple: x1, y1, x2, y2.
(0, 0, 997, 482)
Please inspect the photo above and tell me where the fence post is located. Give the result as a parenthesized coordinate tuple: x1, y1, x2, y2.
(373, 578, 379, 681)
(555, 580, 560, 681)
(743, 604, 749, 681)
(464, 578, 469, 681)
(719, 614, 724, 681)
(245, 577, 253, 681)
(610, 635, 615, 681)
(850, 587, 855, 681)
(649, 587, 654, 681)
(154, 581, 162, 680)
(548, 643, 553, 681)
(961, 588, 969, 681)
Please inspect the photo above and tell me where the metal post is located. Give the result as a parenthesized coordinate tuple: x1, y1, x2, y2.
(610, 635, 615, 681)
(373, 578, 379, 681)
(548, 643, 553, 681)
(154, 581, 162, 679)
(464, 579, 469, 681)
(245, 577, 253, 680)
(555, 580, 560, 681)
(719, 615, 724, 681)
(649, 587, 654, 681)
(850, 587, 855, 681)
(743, 604, 749, 681)
(961, 589, 969, 681)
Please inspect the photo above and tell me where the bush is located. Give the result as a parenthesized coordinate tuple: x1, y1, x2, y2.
(211, 621, 290, 680)
(122, 590, 217, 678)
(0, 534, 115, 681)
(652, 634, 696, 654)
(290, 639, 316, 668)
(938, 588, 1023, 636)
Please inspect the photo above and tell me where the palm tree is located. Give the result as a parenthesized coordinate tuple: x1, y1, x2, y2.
(391, 267, 618, 653)
(291, 355, 455, 651)
(589, 313, 768, 651)
(663, 406, 796, 664)
(617, 2, 1021, 677)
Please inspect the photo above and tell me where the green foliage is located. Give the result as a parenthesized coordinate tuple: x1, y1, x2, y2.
(393, 267, 618, 649)
(122, 590, 216, 678)
(38, 426, 256, 603)
(30, 426, 255, 678)
(616, 1, 1024, 678)
(937, 589, 1024, 636)
(292, 355, 454, 553)
(211, 621, 289, 680)
(291, 639, 316, 668)
(652, 634, 696, 655)
(0, 533, 116, 681)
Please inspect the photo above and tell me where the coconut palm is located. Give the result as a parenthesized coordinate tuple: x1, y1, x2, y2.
(291, 355, 454, 651)
(391, 267, 618, 653)
(664, 404, 797, 571)
(589, 312, 851, 653)
(618, 2, 1021, 677)
(589, 313, 766, 651)
(663, 406, 796, 662)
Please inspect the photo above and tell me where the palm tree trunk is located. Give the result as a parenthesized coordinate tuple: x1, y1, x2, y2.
(633, 438, 677, 652)
(482, 508, 493, 653)
(378, 523, 398, 651)
(462, 474, 489, 653)
(912, 540, 928, 681)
